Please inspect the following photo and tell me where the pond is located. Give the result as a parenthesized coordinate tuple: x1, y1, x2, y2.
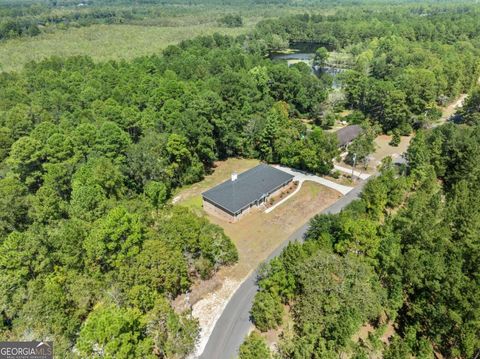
(269, 42, 346, 89)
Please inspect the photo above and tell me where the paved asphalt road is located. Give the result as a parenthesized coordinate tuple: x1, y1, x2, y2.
(199, 178, 369, 359)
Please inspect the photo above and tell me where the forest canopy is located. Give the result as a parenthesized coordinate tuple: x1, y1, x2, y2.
(249, 112, 480, 357)
(0, 0, 480, 358)
(253, 7, 480, 131)
(0, 29, 333, 357)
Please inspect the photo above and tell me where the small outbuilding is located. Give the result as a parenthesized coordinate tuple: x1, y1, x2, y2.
(336, 125, 363, 148)
(202, 164, 294, 222)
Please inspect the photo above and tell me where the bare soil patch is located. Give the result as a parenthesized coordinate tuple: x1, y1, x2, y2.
(436, 94, 468, 125)
(208, 181, 342, 281)
(371, 135, 411, 166)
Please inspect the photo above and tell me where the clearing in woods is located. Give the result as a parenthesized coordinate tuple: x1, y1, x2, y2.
(174, 158, 343, 355)
(173, 159, 343, 350)
(175, 158, 343, 283)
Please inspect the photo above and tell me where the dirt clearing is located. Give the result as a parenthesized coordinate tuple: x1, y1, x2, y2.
(209, 180, 342, 278)
(175, 161, 343, 298)
(337, 134, 411, 174)
(371, 135, 411, 167)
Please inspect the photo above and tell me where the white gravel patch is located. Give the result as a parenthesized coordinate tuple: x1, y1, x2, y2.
(189, 277, 244, 358)
(272, 165, 353, 195)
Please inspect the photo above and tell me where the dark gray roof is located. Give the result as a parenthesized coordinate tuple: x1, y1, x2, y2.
(202, 164, 294, 215)
(336, 125, 363, 147)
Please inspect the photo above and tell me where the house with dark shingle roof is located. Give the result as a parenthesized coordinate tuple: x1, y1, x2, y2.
(336, 125, 363, 148)
(202, 164, 294, 222)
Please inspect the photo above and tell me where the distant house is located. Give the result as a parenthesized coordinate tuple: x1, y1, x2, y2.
(202, 164, 294, 222)
(336, 125, 363, 148)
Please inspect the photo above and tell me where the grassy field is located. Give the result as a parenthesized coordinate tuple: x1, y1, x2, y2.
(0, 2, 335, 73)
(0, 22, 251, 73)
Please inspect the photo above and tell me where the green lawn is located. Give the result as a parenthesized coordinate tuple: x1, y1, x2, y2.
(0, 23, 251, 73)
(180, 195, 203, 212)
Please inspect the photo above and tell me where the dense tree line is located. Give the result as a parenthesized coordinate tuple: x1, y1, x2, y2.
(0, 0, 247, 41)
(218, 14, 243, 27)
(0, 3, 140, 40)
(253, 6, 480, 50)
(0, 33, 333, 176)
(249, 119, 480, 357)
(459, 85, 480, 125)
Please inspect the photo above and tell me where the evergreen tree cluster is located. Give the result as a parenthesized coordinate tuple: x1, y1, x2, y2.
(249, 121, 480, 358)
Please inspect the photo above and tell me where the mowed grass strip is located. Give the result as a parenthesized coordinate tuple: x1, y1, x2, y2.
(0, 23, 251, 73)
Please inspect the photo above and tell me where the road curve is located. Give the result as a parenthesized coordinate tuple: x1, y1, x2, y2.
(199, 179, 369, 359)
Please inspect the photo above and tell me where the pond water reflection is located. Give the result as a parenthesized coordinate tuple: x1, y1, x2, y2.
(269, 43, 345, 89)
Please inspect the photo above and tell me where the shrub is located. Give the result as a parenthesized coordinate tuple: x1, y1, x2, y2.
(239, 331, 271, 359)
(250, 291, 283, 332)
(344, 110, 365, 124)
(331, 170, 341, 179)
(195, 257, 214, 279)
(218, 14, 243, 27)
(319, 112, 336, 129)
(389, 130, 401, 147)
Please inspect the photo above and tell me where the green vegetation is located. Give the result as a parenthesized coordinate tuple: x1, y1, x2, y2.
(313, 46, 328, 67)
(249, 119, 480, 357)
(459, 85, 480, 125)
(1, 0, 480, 357)
(0, 25, 336, 356)
(254, 6, 480, 131)
(218, 14, 243, 28)
(250, 291, 284, 332)
(0, 0, 303, 72)
(345, 122, 378, 168)
(0, 1, 257, 41)
(0, 24, 251, 73)
(239, 331, 271, 359)
(389, 130, 401, 147)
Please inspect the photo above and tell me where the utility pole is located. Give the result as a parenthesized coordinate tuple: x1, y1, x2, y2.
(352, 153, 357, 181)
